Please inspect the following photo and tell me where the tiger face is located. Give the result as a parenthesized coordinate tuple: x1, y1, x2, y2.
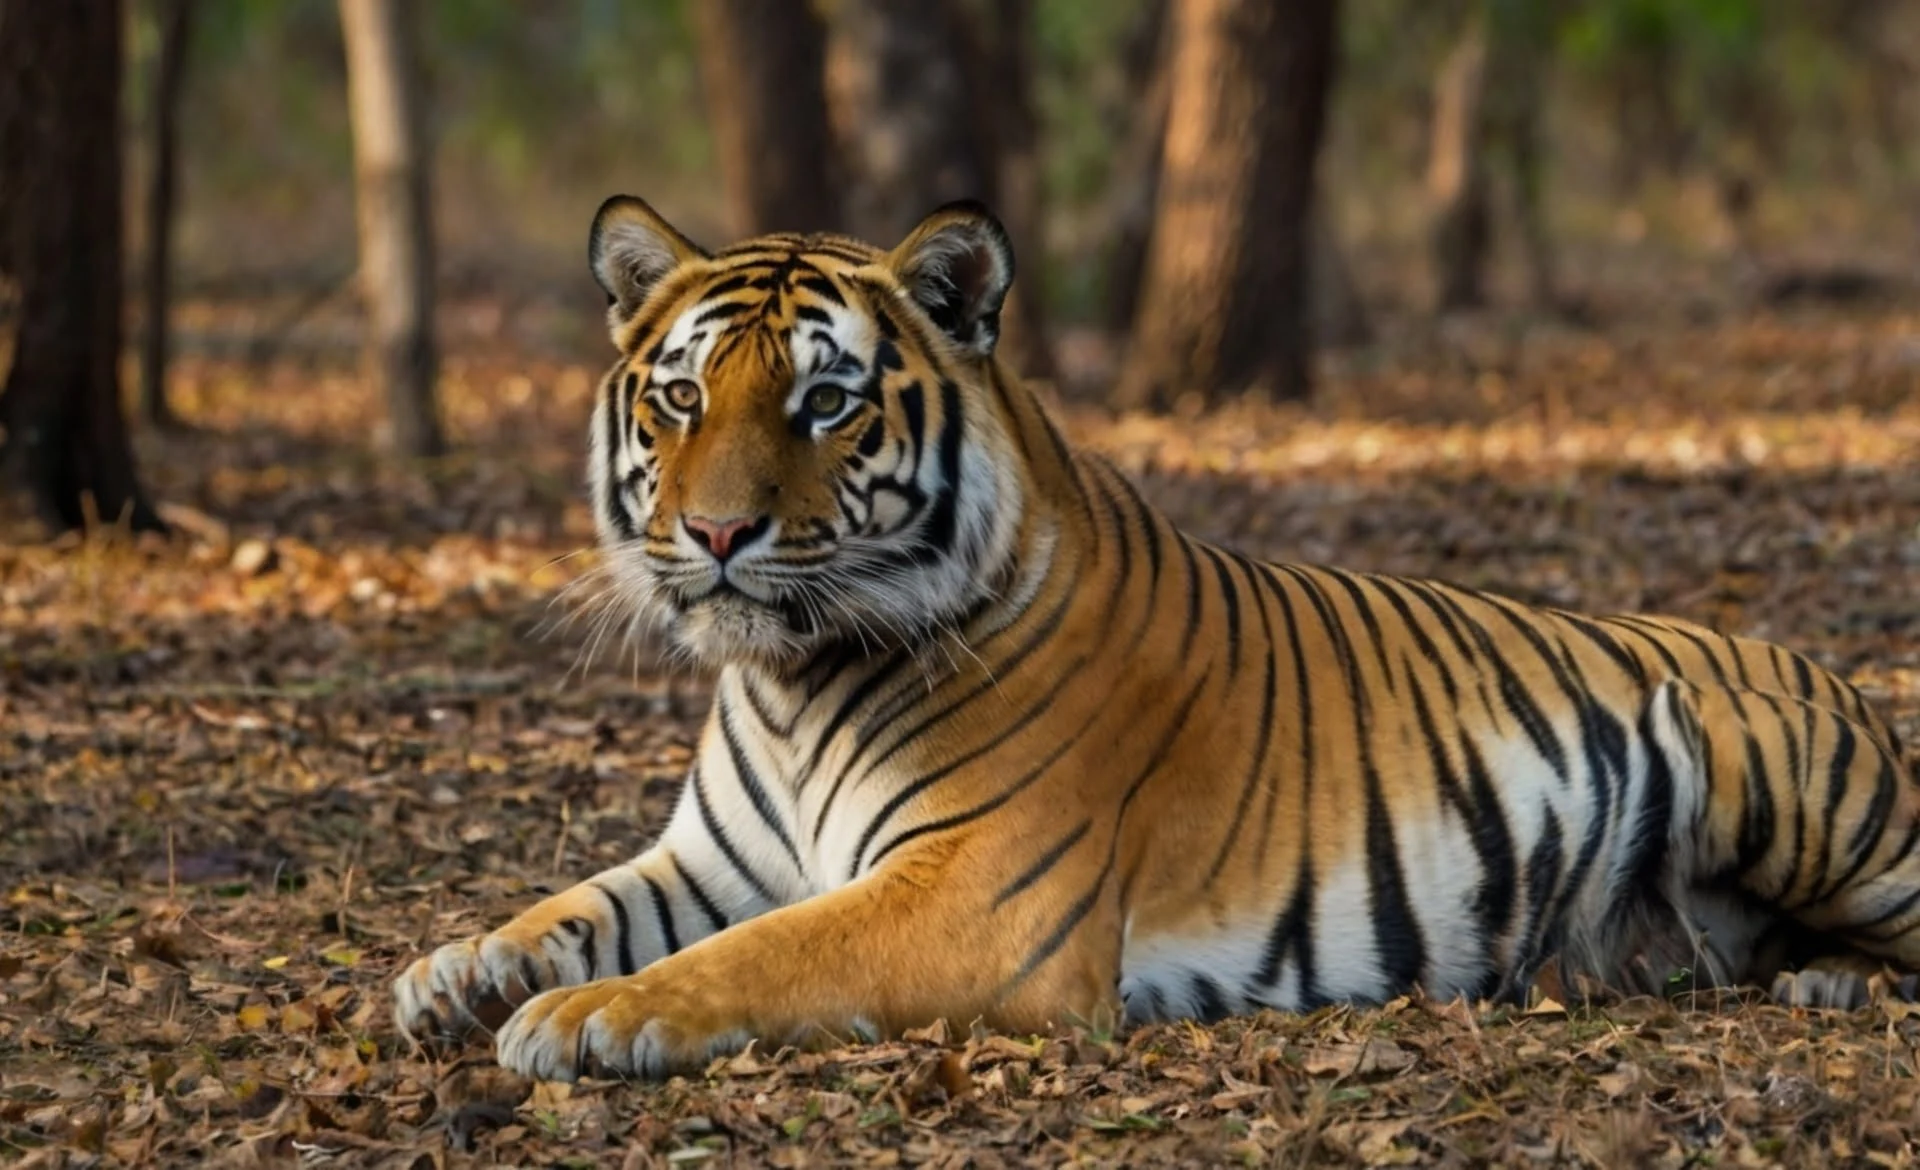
(584, 197, 1029, 669)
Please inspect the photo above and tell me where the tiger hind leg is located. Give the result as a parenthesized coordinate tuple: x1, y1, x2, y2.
(1648, 677, 1920, 1007)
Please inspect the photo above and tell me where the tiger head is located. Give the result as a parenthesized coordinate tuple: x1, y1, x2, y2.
(584, 197, 1034, 670)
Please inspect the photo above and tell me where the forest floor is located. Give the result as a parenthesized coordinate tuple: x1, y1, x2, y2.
(5, 298, 1920, 1167)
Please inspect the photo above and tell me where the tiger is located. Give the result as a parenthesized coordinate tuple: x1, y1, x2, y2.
(392, 195, 1920, 1082)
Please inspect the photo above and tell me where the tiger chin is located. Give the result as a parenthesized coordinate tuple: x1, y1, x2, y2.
(392, 195, 1920, 1083)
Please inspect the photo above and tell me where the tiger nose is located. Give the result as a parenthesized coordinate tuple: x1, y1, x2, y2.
(684, 514, 770, 562)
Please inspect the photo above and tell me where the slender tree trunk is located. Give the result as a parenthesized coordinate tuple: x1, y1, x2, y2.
(1116, 0, 1338, 412)
(1101, 0, 1170, 333)
(974, 0, 1053, 378)
(1427, 14, 1490, 312)
(823, 0, 1056, 374)
(693, 0, 840, 235)
(340, 0, 443, 457)
(0, 0, 164, 535)
(139, 0, 193, 430)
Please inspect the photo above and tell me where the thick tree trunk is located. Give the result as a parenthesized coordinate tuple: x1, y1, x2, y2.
(340, 0, 443, 458)
(822, 0, 1051, 375)
(139, 0, 193, 430)
(0, 0, 165, 535)
(1116, 0, 1338, 412)
(693, 0, 840, 235)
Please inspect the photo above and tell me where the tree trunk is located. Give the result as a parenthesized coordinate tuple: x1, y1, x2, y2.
(1428, 0, 1560, 315)
(693, 0, 840, 236)
(973, 0, 1053, 378)
(1426, 15, 1490, 312)
(0, 0, 165, 535)
(340, 0, 443, 457)
(1116, 0, 1338, 412)
(822, 0, 1050, 375)
(139, 0, 193, 430)
(1101, 0, 1171, 334)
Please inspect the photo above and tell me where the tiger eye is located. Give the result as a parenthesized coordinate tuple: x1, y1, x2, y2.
(662, 379, 701, 412)
(804, 384, 847, 417)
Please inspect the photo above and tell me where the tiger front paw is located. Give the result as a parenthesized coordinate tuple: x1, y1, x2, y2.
(495, 977, 730, 1082)
(391, 932, 575, 1049)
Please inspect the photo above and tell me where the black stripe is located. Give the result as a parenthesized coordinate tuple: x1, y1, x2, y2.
(849, 656, 1090, 878)
(1275, 565, 1368, 721)
(994, 820, 1093, 908)
(642, 875, 680, 957)
(1205, 566, 1276, 887)
(1372, 576, 1462, 703)
(868, 704, 1100, 868)
(803, 650, 916, 836)
(1200, 545, 1243, 680)
(719, 699, 803, 871)
(1365, 743, 1426, 994)
(1761, 693, 1808, 900)
(1190, 974, 1231, 1022)
(1176, 534, 1204, 659)
(1255, 564, 1315, 881)
(1326, 570, 1397, 696)
(845, 581, 1073, 789)
(693, 768, 778, 905)
(1599, 616, 1689, 678)
(1254, 858, 1319, 1004)
(670, 853, 728, 934)
(1555, 611, 1648, 686)
(1622, 695, 1679, 902)
(592, 882, 638, 976)
(1107, 466, 1164, 608)
(1415, 583, 1571, 784)
(1012, 877, 1102, 985)
(601, 390, 637, 540)
(916, 379, 965, 559)
(1827, 748, 1897, 901)
(1011, 671, 1210, 990)
(1407, 665, 1516, 949)
(1516, 810, 1566, 975)
(558, 916, 599, 980)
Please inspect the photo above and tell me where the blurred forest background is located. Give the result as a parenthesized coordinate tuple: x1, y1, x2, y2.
(9, 6, 1920, 1162)
(2, 0, 1918, 537)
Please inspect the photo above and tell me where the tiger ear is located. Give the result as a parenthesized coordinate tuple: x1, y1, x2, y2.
(589, 195, 708, 333)
(885, 200, 1015, 358)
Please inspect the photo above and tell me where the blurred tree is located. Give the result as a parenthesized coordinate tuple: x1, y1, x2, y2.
(822, 0, 1052, 376)
(1098, 0, 1169, 333)
(340, 0, 444, 457)
(0, 0, 165, 534)
(1426, 0, 1559, 314)
(1117, 0, 1338, 411)
(693, 0, 840, 235)
(973, 0, 1056, 379)
(139, 0, 195, 430)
